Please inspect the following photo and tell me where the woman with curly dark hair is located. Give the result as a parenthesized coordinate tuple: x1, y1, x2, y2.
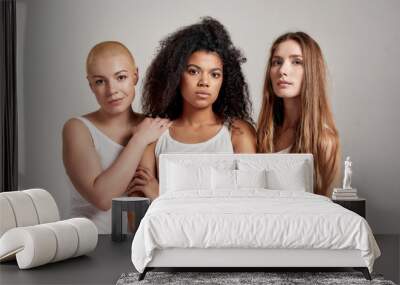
(127, 17, 256, 199)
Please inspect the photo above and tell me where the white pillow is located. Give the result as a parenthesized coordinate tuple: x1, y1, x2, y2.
(210, 159, 237, 171)
(167, 162, 212, 191)
(211, 169, 268, 190)
(266, 162, 307, 191)
(237, 169, 267, 189)
(212, 168, 237, 190)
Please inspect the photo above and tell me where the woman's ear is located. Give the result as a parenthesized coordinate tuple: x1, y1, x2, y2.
(134, 67, 139, 85)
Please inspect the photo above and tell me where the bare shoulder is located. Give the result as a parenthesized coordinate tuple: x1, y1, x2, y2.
(63, 118, 87, 136)
(230, 119, 256, 153)
(132, 113, 147, 126)
(231, 119, 256, 136)
(62, 118, 93, 146)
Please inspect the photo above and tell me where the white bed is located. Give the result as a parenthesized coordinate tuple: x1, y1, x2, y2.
(131, 154, 380, 280)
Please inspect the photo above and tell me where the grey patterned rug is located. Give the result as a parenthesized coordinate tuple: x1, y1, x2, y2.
(116, 271, 396, 285)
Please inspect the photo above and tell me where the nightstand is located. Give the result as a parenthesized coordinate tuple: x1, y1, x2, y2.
(332, 198, 366, 218)
(111, 197, 150, 242)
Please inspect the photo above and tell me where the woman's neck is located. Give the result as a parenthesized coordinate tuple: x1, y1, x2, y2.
(282, 96, 301, 130)
(179, 105, 219, 127)
(96, 108, 137, 127)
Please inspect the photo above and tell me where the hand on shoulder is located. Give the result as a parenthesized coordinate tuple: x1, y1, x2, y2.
(132, 117, 172, 145)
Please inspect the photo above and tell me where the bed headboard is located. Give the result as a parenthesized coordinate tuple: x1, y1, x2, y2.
(158, 154, 314, 195)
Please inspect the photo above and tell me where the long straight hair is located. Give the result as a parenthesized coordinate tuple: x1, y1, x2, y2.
(257, 32, 340, 196)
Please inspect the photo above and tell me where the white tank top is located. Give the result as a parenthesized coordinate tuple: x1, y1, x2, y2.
(155, 124, 234, 158)
(69, 117, 123, 234)
(276, 145, 292, 154)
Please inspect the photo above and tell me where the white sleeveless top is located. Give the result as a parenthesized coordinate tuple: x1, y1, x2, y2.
(276, 145, 292, 154)
(155, 124, 234, 158)
(69, 117, 123, 234)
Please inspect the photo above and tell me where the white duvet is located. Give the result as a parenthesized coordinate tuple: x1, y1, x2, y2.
(131, 190, 380, 273)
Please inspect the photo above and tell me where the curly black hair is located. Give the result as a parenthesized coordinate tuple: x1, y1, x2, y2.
(142, 17, 253, 125)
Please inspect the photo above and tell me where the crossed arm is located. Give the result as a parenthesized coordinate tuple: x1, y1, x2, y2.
(62, 117, 171, 210)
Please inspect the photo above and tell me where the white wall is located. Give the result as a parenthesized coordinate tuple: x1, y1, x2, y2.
(16, 0, 400, 234)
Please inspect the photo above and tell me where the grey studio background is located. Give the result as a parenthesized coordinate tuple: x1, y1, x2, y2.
(16, 0, 400, 234)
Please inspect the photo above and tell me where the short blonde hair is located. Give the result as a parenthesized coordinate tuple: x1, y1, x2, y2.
(86, 41, 136, 75)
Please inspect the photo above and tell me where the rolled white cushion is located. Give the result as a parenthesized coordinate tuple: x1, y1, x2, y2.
(42, 221, 79, 262)
(0, 191, 39, 227)
(64, 218, 98, 257)
(0, 189, 60, 239)
(0, 226, 57, 269)
(0, 218, 98, 269)
(23, 189, 59, 223)
(0, 196, 17, 237)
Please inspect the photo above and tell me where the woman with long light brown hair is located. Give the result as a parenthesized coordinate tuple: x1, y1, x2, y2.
(257, 32, 340, 197)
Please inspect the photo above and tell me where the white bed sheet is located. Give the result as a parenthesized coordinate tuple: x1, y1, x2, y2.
(131, 190, 380, 273)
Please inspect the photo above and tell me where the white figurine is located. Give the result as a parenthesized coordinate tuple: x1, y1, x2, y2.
(342, 156, 352, 189)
